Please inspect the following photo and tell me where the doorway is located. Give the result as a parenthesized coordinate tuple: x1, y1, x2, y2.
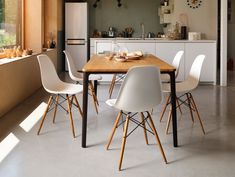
(227, 0, 235, 86)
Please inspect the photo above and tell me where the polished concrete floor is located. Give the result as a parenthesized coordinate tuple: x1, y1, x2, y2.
(0, 79, 235, 177)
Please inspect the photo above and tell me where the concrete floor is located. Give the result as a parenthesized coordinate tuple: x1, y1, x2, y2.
(0, 80, 235, 177)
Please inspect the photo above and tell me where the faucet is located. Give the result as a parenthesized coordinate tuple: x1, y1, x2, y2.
(140, 23, 145, 39)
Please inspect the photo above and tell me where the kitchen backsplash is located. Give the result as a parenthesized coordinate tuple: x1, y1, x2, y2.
(87, 0, 163, 38)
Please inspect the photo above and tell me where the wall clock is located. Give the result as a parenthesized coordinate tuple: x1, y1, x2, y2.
(186, 0, 202, 9)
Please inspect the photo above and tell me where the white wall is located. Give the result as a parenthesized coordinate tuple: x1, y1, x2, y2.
(168, 0, 217, 40)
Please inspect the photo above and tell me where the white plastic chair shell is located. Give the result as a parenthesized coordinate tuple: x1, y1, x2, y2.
(106, 66, 163, 113)
(161, 50, 184, 82)
(162, 54, 205, 93)
(37, 54, 83, 95)
(63, 50, 102, 81)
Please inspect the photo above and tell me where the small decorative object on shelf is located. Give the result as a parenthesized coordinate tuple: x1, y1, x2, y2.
(158, 1, 173, 26)
(124, 27, 134, 38)
(93, 29, 101, 38)
(47, 32, 56, 49)
(164, 0, 168, 6)
(167, 22, 181, 40)
(16, 46, 23, 57)
(2, 46, 32, 58)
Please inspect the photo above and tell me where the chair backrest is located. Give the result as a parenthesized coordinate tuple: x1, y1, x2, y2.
(172, 50, 184, 78)
(114, 66, 163, 112)
(186, 54, 205, 89)
(63, 50, 82, 81)
(37, 54, 62, 91)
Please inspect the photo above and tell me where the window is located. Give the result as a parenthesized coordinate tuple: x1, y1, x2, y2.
(0, 0, 22, 48)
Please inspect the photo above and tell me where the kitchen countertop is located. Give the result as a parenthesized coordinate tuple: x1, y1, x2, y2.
(90, 37, 216, 43)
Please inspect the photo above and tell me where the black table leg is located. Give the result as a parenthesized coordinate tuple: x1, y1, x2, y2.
(82, 72, 89, 148)
(94, 80, 98, 96)
(169, 72, 178, 147)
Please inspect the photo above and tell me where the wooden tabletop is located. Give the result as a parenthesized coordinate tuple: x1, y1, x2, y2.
(82, 54, 176, 73)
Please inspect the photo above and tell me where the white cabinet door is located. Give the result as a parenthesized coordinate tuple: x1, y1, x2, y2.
(94, 40, 113, 82)
(155, 43, 185, 81)
(117, 42, 156, 55)
(185, 43, 217, 84)
(95, 41, 113, 54)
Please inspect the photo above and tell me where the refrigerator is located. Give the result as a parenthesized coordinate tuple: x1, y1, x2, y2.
(65, 2, 88, 71)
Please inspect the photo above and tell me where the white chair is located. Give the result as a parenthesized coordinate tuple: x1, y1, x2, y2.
(160, 50, 184, 82)
(160, 55, 206, 134)
(160, 50, 184, 121)
(105, 66, 167, 171)
(37, 54, 83, 138)
(108, 46, 129, 98)
(108, 74, 125, 98)
(63, 50, 102, 114)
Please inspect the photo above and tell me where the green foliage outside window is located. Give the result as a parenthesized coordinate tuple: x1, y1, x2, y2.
(0, 0, 18, 48)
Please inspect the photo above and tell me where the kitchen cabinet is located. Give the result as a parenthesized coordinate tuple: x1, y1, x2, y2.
(94, 40, 112, 55)
(90, 40, 114, 81)
(117, 42, 156, 55)
(90, 38, 217, 84)
(155, 42, 185, 81)
(185, 43, 217, 84)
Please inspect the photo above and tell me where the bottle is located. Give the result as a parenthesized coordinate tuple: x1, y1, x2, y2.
(164, 0, 168, 6)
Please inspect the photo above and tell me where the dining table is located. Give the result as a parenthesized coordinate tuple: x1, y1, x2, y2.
(82, 54, 178, 148)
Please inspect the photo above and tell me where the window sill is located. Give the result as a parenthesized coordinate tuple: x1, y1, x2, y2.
(0, 49, 55, 65)
(0, 54, 38, 65)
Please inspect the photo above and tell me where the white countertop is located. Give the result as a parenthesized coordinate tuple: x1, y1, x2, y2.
(90, 37, 216, 43)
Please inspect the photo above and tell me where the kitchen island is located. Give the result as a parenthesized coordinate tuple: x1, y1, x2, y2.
(90, 38, 217, 84)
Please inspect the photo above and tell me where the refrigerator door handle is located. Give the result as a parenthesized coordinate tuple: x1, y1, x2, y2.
(66, 39, 86, 45)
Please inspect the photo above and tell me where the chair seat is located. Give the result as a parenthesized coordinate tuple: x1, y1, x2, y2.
(162, 79, 197, 94)
(105, 99, 117, 107)
(45, 82, 83, 95)
(71, 72, 102, 82)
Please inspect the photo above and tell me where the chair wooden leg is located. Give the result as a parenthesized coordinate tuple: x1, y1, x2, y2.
(73, 95, 83, 118)
(140, 112, 149, 145)
(165, 109, 172, 134)
(109, 74, 117, 98)
(189, 93, 206, 134)
(53, 95, 59, 123)
(66, 94, 75, 138)
(69, 96, 74, 111)
(106, 111, 122, 150)
(119, 115, 130, 171)
(147, 111, 167, 163)
(159, 95, 171, 122)
(109, 74, 116, 93)
(89, 83, 99, 114)
(37, 95, 53, 135)
(89, 81, 99, 105)
(186, 93, 194, 122)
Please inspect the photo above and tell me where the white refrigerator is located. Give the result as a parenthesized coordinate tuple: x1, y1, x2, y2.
(65, 2, 88, 71)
